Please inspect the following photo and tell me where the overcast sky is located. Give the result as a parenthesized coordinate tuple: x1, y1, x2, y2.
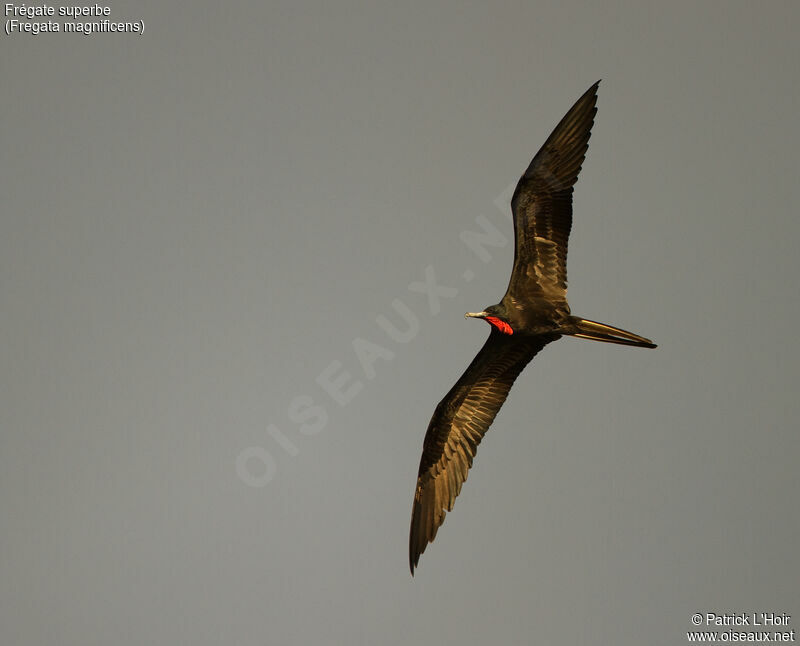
(2, 2, 798, 645)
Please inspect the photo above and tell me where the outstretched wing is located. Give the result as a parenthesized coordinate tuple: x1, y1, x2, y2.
(505, 81, 599, 305)
(409, 329, 555, 573)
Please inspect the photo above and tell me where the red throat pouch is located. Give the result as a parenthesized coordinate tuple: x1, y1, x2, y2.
(485, 316, 513, 335)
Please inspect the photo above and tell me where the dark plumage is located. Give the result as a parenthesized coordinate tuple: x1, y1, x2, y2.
(409, 81, 656, 574)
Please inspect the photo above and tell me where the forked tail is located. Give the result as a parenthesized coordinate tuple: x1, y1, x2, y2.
(569, 317, 657, 349)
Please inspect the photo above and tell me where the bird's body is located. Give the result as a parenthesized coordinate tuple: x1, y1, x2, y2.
(409, 81, 656, 574)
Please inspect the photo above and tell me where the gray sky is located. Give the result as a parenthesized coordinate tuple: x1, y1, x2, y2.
(2, 2, 798, 645)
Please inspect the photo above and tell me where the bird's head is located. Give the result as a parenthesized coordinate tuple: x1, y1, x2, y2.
(465, 305, 514, 335)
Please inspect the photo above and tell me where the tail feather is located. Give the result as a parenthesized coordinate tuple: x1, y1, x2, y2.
(569, 317, 656, 349)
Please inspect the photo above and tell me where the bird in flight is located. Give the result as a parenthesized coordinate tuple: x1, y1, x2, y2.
(409, 81, 656, 574)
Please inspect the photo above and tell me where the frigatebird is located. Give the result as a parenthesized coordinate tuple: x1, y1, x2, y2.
(409, 81, 656, 574)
